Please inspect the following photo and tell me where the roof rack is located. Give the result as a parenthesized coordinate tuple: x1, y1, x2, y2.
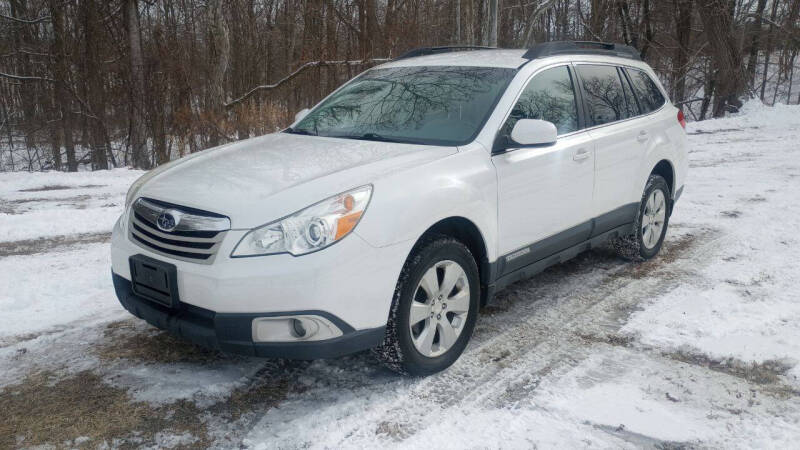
(523, 41, 641, 60)
(394, 46, 496, 60)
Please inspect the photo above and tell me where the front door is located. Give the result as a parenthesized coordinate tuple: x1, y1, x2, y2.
(492, 65, 595, 273)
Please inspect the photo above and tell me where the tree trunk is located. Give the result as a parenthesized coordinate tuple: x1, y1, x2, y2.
(356, 0, 378, 59)
(48, 0, 76, 171)
(48, 101, 62, 171)
(760, 0, 779, 100)
(487, 0, 498, 47)
(618, 1, 637, 49)
(698, 0, 745, 117)
(455, 0, 461, 44)
(745, 0, 768, 88)
(207, 0, 229, 147)
(82, 0, 108, 169)
(589, 0, 609, 40)
(673, 0, 693, 105)
(640, 0, 653, 59)
(124, 0, 149, 169)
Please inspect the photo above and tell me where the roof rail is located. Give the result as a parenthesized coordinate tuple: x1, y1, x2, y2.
(394, 46, 496, 60)
(522, 41, 641, 61)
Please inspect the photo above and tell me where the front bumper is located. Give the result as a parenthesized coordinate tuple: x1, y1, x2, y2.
(113, 273, 385, 359)
(110, 209, 414, 358)
(111, 212, 412, 331)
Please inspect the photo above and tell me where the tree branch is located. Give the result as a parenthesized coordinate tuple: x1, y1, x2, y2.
(225, 58, 390, 108)
(0, 13, 51, 24)
(0, 72, 54, 82)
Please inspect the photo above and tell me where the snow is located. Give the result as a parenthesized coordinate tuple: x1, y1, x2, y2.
(623, 100, 800, 373)
(0, 243, 126, 339)
(0, 169, 142, 339)
(1, 101, 799, 447)
(0, 168, 141, 241)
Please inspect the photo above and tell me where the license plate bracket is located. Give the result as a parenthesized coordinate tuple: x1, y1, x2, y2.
(129, 254, 180, 308)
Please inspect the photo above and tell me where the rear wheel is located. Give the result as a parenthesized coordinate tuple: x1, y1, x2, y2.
(374, 236, 480, 376)
(611, 174, 671, 260)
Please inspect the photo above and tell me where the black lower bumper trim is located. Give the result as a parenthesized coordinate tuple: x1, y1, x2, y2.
(112, 273, 386, 359)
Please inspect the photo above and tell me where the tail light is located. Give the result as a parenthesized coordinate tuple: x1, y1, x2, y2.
(677, 109, 687, 129)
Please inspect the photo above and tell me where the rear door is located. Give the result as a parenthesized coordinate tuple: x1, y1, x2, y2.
(575, 63, 647, 232)
(492, 64, 595, 266)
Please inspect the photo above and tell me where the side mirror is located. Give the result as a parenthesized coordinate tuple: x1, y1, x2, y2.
(294, 108, 310, 123)
(510, 119, 557, 146)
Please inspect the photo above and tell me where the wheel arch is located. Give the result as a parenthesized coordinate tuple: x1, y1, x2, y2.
(415, 216, 492, 305)
(650, 159, 675, 198)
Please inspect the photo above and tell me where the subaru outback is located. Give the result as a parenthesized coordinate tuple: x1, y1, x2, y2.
(111, 41, 688, 375)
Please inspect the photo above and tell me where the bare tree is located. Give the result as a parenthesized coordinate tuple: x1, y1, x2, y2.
(698, 0, 747, 116)
(124, 0, 148, 169)
(2, 0, 798, 172)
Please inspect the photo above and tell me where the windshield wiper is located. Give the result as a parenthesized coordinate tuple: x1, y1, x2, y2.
(345, 132, 407, 143)
(284, 127, 317, 136)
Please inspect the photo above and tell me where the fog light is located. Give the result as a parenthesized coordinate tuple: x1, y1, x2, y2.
(252, 315, 344, 343)
(291, 318, 307, 338)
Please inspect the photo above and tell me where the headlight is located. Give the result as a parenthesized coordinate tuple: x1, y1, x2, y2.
(231, 185, 372, 257)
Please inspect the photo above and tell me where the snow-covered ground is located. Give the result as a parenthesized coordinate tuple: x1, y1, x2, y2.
(1, 102, 799, 448)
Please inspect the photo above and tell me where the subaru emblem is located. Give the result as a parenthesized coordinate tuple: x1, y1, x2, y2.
(156, 211, 179, 232)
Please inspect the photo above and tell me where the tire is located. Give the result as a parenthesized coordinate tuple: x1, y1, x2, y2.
(611, 174, 671, 261)
(374, 235, 480, 376)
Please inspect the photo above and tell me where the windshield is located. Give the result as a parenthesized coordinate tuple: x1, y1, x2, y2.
(288, 66, 517, 146)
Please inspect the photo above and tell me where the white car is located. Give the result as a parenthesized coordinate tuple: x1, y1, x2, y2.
(111, 42, 688, 375)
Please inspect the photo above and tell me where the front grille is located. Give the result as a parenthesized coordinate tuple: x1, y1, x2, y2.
(129, 198, 231, 264)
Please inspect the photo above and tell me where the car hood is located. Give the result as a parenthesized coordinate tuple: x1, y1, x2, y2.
(136, 132, 456, 228)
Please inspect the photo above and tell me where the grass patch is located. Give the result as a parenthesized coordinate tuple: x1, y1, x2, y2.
(0, 370, 208, 448)
(665, 350, 796, 390)
(0, 232, 110, 257)
(0, 361, 298, 447)
(96, 320, 235, 365)
(576, 331, 636, 348)
(17, 184, 106, 192)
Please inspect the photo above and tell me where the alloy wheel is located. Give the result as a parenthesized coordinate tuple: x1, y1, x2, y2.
(408, 260, 471, 357)
(641, 189, 667, 249)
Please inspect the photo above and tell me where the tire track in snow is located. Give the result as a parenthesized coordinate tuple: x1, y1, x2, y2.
(243, 228, 727, 447)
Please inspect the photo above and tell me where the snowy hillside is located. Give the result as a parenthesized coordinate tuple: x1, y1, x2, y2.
(1, 102, 799, 448)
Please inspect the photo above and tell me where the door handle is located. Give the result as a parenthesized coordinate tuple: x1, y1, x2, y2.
(573, 149, 590, 161)
(637, 130, 650, 143)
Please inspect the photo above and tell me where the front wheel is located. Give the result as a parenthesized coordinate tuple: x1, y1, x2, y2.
(374, 236, 480, 376)
(612, 174, 671, 260)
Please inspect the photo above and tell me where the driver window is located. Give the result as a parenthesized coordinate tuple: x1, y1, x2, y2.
(499, 65, 579, 141)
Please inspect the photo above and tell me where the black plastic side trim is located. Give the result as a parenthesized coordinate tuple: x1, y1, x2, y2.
(483, 204, 639, 304)
(112, 273, 384, 360)
(497, 221, 592, 277)
(492, 223, 634, 294)
(592, 203, 639, 237)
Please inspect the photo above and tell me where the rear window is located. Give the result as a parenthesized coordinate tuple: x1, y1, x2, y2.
(625, 68, 666, 113)
(575, 64, 628, 126)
